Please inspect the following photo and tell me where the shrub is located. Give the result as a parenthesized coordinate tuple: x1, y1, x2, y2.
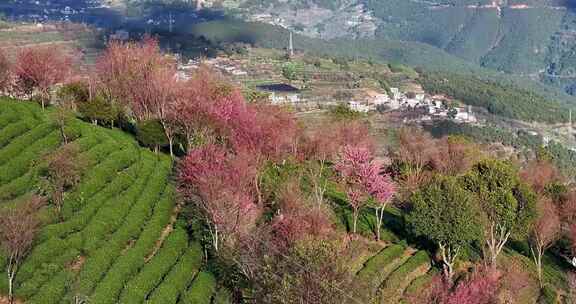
(77, 95, 120, 126)
(0, 130, 61, 184)
(76, 160, 170, 296)
(136, 119, 168, 152)
(56, 82, 89, 104)
(25, 270, 72, 304)
(0, 171, 35, 202)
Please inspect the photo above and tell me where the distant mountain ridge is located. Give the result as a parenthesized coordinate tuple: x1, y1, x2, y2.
(214, 0, 576, 96)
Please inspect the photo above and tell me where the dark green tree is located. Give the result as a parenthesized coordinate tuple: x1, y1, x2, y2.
(56, 81, 89, 105)
(461, 159, 537, 266)
(282, 63, 298, 82)
(136, 119, 169, 153)
(406, 176, 483, 283)
(77, 95, 120, 127)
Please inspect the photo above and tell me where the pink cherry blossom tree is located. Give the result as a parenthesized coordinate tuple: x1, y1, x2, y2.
(178, 144, 261, 251)
(335, 145, 395, 236)
(369, 169, 396, 241)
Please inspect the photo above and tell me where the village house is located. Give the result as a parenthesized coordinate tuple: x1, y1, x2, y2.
(256, 84, 302, 105)
(348, 101, 371, 113)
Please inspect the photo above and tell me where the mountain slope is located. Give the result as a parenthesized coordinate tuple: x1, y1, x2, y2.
(0, 99, 225, 304)
(221, 0, 576, 96)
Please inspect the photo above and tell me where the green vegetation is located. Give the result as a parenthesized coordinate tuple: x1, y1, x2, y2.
(419, 71, 571, 123)
(0, 99, 217, 304)
(182, 271, 217, 304)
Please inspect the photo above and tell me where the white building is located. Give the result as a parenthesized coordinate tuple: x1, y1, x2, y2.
(348, 101, 371, 113)
(270, 92, 301, 105)
(454, 108, 477, 123)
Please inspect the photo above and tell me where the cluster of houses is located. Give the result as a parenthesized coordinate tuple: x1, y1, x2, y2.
(348, 88, 478, 123)
(175, 57, 248, 81)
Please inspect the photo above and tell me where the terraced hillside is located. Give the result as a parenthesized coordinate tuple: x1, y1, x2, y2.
(324, 185, 435, 303)
(352, 243, 433, 303)
(0, 99, 225, 304)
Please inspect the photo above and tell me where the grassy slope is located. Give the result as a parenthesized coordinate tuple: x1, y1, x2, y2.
(0, 99, 223, 304)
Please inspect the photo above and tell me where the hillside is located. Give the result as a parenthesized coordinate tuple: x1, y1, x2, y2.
(2, 34, 576, 304)
(212, 0, 576, 97)
(0, 99, 226, 304)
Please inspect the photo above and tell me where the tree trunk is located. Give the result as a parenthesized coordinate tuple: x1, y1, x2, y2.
(485, 221, 510, 267)
(7, 263, 15, 304)
(352, 207, 358, 234)
(214, 226, 219, 252)
(254, 173, 262, 205)
(168, 136, 174, 158)
(530, 240, 544, 287)
(186, 137, 193, 153)
(60, 125, 68, 144)
(8, 274, 13, 304)
(375, 206, 386, 241)
(439, 243, 459, 285)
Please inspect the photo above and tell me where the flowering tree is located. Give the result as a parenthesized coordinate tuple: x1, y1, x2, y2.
(0, 195, 45, 303)
(41, 143, 84, 217)
(13, 47, 73, 109)
(430, 136, 480, 176)
(369, 170, 396, 241)
(301, 121, 372, 207)
(95, 38, 176, 121)
(445, 267, 501, 304)
(335, 145, 393, 236)
(520, 159, 561, 195)
(530, 198, 561, 286)
(335, 146, 372, 234)
(270, 181, 334, 251)
(413, 267, 501, 304)
(393, 127, 437, 196)
(178, 144, 261, 251)
(0, 50, 10, 93)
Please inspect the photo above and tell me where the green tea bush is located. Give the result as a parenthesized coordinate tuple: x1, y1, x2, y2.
(181, 271, 217, 304)
(0, 131, 61, 184)
(114, 228, 189, 304)
(25, 270, 72, 304)
(379, 251, 431, 299)
(146, 242, 204, 304)
(0, 125, 56, 167)
(79, 154, 157, 252)
(76, 162, 170, 296)
(39, 160, 141, 241)
(0, 171, 35, 202)
(356, 244, 406, 291)
(0, 120, 33, 147)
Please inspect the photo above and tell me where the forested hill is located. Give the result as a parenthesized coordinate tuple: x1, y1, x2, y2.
(211, 0, 576, 96)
